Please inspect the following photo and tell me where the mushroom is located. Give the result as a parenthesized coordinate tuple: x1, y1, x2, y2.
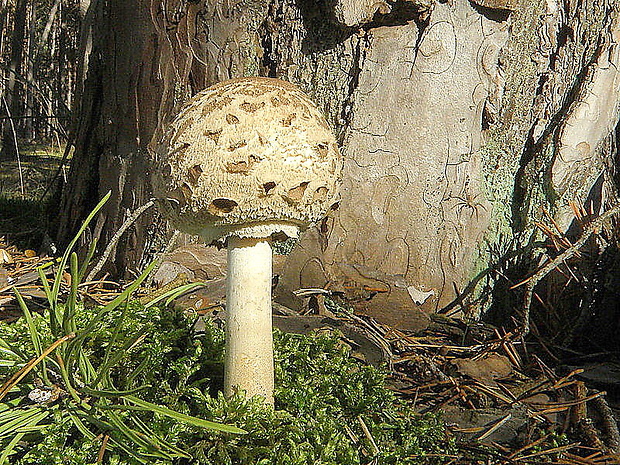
(151, 77, 342, 405)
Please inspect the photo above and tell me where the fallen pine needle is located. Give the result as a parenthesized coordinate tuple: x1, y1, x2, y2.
(0, 332, 75, 401)
(477, 413, 512, 441)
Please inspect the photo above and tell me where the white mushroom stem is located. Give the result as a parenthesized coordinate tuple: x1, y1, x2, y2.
(224, 235, 275, 405)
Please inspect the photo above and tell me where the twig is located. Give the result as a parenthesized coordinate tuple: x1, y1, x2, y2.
(477, 413, 512, 441)
(343, 312, 394, 370)
(0, 333, 75, 401)
(515, 442, 581, 460)
(144, 229, 180, 288)
(589, 394, 620, 454)
(97, 434, 109, 464)
(507, 431, 555, 459)
(464, 382, 513, 405)
(519, 203, 620, 335)
(357, 415, 380, 456)
(535, 390, 606, 416)
(2, 95, 25, 196)
(86, 199, 155, 282)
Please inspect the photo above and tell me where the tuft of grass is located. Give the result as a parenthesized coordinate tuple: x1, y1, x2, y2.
(0, 194, 242, 465)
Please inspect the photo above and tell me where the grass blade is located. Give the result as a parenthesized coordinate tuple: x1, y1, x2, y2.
(0, 333, 75, 402)
(13, 289, 47, 383)
(76, 348, 97, 385)
(0, 337, 26, 365)
(0, 430, 26, 464)
(143, 282, 206, 309)
(124, 396, 246, 434)
(90, 326, 149, 388)
(51, 192, 111, 310)
(0, 398, 22, 414)
(72, 409, 163, 463)
(36, 265, 60, 336)
(71, 260, 157, 346)
(62, 252, 80, 334)
(132, 415, 192, 458)
(105, 410, 173, 459)
(81, 385, 151, 398)
(94, 300, 131, 385)
(65, 409, 98, 440)
(0, 408, 47, 437)
(126, 355, 151, 387)
(64, 260, 157, 373)
(37, 265, 53, 306)
(78, 237, 98, 283)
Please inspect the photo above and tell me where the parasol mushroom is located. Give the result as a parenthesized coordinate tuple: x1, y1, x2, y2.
(151, 77, 342, 405)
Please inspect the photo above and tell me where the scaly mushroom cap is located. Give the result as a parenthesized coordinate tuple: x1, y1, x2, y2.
(151, 77, 342, 244)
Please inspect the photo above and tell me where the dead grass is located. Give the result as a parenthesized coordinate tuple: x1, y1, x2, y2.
(0, 141, 66, 200)
(0, 141, 66, 249)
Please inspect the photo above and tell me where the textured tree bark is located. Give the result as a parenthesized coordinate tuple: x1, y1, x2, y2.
(0, 1, 6, 59)
(276, 0, 620, 326)
(53, 0, 167, 277)
(56, 0, 620, 328)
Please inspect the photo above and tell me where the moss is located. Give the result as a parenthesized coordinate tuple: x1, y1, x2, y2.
(3, 303, 455, 465)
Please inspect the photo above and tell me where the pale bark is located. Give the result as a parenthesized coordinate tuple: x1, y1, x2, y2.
(276, 0, 620, 325)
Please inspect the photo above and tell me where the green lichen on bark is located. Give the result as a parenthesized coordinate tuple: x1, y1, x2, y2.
(464, 0, 545, 315)
(479, 0, 544, 240)
(470, 0, 619, 316)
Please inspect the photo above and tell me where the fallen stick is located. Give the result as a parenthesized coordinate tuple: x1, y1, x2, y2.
(85, 199, 155, 282)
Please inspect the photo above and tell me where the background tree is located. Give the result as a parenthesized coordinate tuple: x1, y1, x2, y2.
(52, 0, 620, 335)
(0, 0, 78, 158)
(1, 0, 27, 158)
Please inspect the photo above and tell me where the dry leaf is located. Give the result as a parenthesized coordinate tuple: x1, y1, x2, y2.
(24, 250, 36, 258)
(0, 249, 13, 264)
(451, 353, 513, 386)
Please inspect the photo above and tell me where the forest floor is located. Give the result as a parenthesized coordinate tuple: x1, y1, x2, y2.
(0, 241, 619, 463)
(0, 141, 65, 249)
(0, 141, 65, 198)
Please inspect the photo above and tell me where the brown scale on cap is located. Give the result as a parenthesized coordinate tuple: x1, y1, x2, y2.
(151, 77, 343, 244)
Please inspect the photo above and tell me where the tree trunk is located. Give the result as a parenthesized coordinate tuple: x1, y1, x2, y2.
(1, 0, 27, 159)
(0, 0, 8, 85)
(23, 0, 36, 142)
(57, 0, 620, 329)
(53, 0, 168, 276)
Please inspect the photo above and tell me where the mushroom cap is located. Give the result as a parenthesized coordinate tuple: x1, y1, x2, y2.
(151, 77, 342, 245)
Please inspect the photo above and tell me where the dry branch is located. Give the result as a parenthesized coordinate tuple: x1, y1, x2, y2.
(519, 203, 620, 335)
(85, 199, 155, 282)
